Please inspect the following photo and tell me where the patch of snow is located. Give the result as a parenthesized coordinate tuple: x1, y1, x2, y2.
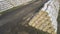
(0, 0, 4, 1)
(41, 0, 59, 32)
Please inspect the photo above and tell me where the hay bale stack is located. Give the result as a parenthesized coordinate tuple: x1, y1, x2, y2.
(28, 0, 59, 34)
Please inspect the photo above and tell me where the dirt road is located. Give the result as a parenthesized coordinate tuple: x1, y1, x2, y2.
(0, 0, 49, 34)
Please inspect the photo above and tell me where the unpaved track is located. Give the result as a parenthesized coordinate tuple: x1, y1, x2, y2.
(0, 0, 49, 34)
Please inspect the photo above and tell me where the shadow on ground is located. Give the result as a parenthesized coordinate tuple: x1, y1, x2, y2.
(0, 23, 50, 34)
(57, 8, 60, 34)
